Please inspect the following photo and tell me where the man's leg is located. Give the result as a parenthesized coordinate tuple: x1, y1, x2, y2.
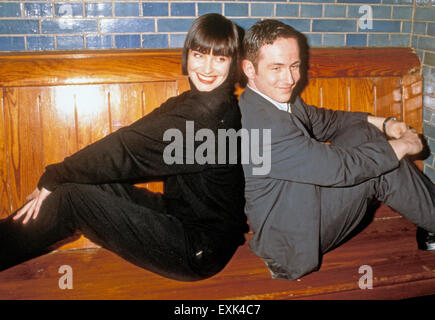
(320, 120, 435, 253)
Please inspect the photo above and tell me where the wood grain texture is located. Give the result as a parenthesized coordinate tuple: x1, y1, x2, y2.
(0, 207, 433, 300)
(307, 47, 420, 78)
(0, 48, 420, 87)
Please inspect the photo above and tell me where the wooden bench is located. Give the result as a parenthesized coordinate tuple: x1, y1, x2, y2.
(0, 47, 434, 300)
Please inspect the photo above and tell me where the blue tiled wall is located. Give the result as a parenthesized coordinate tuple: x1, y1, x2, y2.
(0, 0, 434, 180)
(1, 1, 432, 50)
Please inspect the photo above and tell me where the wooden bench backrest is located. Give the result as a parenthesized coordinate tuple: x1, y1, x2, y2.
(0, 48, 422, 218)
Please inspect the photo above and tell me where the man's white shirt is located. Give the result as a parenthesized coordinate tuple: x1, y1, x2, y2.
(247, 85, 292, 113)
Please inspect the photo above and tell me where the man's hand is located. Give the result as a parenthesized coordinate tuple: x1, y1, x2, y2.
(384, 119, 408, 139)
(389, 127, 423, 161)
(13, 187, 52, 224)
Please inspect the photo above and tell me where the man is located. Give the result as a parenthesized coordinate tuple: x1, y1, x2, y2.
(239, 19, 435, 280)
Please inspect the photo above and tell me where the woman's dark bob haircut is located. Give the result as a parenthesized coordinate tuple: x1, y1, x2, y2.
(181, 14, 242, 81)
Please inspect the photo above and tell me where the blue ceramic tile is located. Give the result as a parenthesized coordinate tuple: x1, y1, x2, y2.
(323, 34, 345, 46)
(198, 3, 222, 15)
(86, 35, 113, 49)
(170, 34, 186, 48)
(306, 33, 322, 46)
(224, 4, 249, 17)
(313, 20, 356, 32)
(348, 5, 391, 19)
(278, 19, 311, 32)
(0, 3, 21, 17)
(57, 35, 84, 50)
(428, 23, 435, 36)
(324, 5, 346, 18)
(368, 33, 389, 46)
(359, 20, 401, 32)
(0, 20, 39, 34)
(392, 6, 413, 19)
(114, 2, 140, 17)
(86, 3, 112, 17)
(100, 18, 154, 33)
(143, 3, 169, 16)
(42, 20, 97, 34)
(415, 7, 435, 20)
(24, 3, 53, 17)
(157, 19, 195, 32)
(230, 18, 261, 31)
(418, 36, 435, 51)
(55, 3, 83, 18)
(338, 0, 380, 3)
(142, 34, 168, 48)
(413, 22, 427, 35)
(390, 34, 410, 46)
(27, 36, 55, 50)
(276, 4, 299, 17)
(300, 5, 322, 18)
(115, 34, 141, 49)
(251, 4, 274, 17)
(0, 36, 25, 51)
(171, 3, 195, 17)
(346, 33, 367, 46)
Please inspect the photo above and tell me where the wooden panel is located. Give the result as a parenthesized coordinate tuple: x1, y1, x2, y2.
(75, 85, 111, 150)
(373, 77, 402, 120)
(3, 88, 45, 212)
(176, 79, 191, 96)
(347, 78, 375, 114)
(307, 48, 420, 78)
(300, 78, 321, 107)
(0, 50, 186, 88)
(302, 78, 376, 114)
(402, 74, 423, 133)
(0, 89, 11, 218)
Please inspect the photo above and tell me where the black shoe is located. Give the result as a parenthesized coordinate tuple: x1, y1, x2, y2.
(416, 227, 435, 251)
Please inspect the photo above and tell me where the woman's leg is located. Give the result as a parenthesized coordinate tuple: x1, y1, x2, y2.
(1, 183, 229, 281)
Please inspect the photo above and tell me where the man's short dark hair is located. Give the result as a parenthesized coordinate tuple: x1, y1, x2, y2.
(243, 19, 308, 69)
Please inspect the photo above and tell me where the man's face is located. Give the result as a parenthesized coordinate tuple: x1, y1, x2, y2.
(243, 37, 301, 103)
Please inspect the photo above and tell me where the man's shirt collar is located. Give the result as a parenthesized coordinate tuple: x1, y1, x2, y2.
(247, 85, 291, 113)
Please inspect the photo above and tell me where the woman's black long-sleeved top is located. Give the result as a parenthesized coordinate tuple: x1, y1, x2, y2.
(37, 81, 248, 246)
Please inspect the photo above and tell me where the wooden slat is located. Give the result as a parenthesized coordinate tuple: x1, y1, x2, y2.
(75, 85, 111, 150)
(373, 77, 402, 119)
(0, 89, 11, 218)
(3, 88, 45, 212)
(347, 78, 375, 114)
(402, 74, 423, 134)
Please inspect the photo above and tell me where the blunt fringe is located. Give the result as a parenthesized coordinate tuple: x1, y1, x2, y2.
(181, 14, 242, 83)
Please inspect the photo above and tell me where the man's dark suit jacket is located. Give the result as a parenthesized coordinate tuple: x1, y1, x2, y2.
(239, 87, 399, 280)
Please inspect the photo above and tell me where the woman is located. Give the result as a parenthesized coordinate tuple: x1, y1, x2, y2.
(0, 14, 248, 281)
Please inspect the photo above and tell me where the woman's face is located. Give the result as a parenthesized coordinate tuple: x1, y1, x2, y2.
(187, 49, 232, 92)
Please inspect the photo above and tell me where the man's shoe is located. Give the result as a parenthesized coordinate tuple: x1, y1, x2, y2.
(416, 227, 435, 251)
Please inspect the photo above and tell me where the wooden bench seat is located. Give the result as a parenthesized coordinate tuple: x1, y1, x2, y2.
(0, 47, 433, 300)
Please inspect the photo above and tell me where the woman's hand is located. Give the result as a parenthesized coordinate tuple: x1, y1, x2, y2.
(13, 187, 52, 224)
